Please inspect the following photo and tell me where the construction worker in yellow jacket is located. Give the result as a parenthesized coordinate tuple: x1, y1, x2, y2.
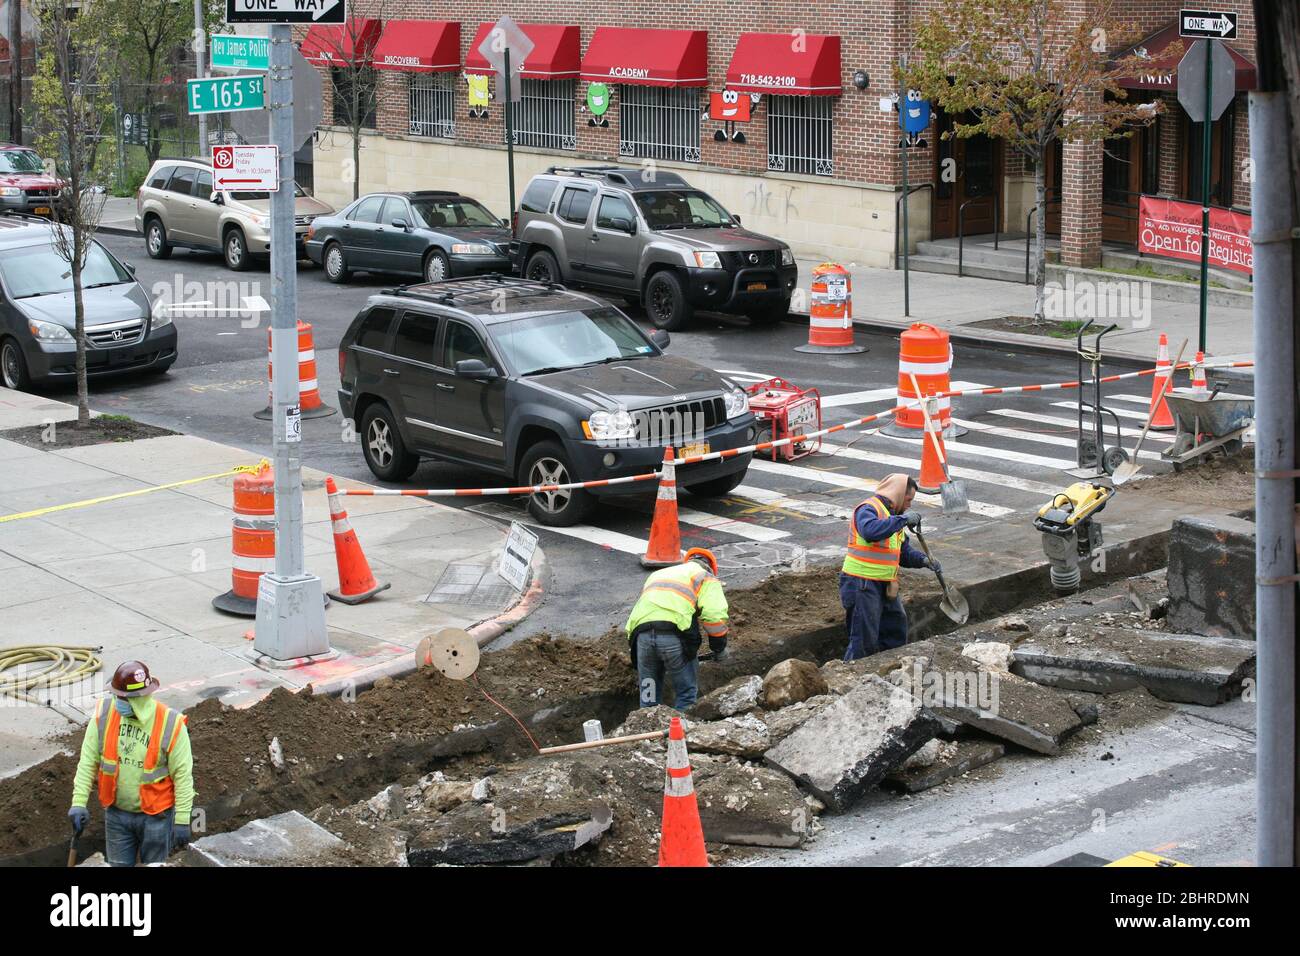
(626, 548, 729, 710)
(68, 661, 195, 866)
(841, 473, 936, 660)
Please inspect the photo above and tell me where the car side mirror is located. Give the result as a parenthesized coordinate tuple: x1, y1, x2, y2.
(123, 262, 137, 276)
(391, 218, 409, 231)
(609, 217, 635, 234)
(650, 329, 670, 350)
(731, 215, 741, 226)
(209, 192, 223, 205)
(455, 359, 498, 379)
(500, 217, 510, 228)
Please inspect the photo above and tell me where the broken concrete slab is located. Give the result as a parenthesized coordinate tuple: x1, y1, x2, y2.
(184, 811, 346, 866)
(611, 704, 682, 739)
(885, 740, 1006, 793)
(928, 666, 1085, 757)
(1011, 628, 1256, 705)
(961, 641, 1012, 672)
(757, 694, 835, 743)
(687, 713, 771, 759)
(760, 658, 828, 709)
(690, 675, 762, 720)
(764, 676, 942, 812)
(695, 761, 810, 848)
(1167, 513, 1256, 638)
(819, 658, 877, 696)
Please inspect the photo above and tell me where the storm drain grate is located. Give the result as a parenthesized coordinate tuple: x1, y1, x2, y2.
(424, 562, 514, 607)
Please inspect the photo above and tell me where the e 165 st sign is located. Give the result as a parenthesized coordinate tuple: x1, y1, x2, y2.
(187, 74, 266, 115)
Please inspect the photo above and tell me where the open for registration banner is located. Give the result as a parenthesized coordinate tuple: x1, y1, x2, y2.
(1138, 195, 1253, 275)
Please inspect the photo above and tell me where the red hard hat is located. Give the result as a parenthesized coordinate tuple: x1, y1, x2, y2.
(110, 660, 159, 698)
(684, 548, 718, 575)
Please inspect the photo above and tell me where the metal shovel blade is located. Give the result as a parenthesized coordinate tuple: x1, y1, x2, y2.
(1110, 460, 1143, 485)
(938, 586, 970, 625)
(939, 478, 970, 515)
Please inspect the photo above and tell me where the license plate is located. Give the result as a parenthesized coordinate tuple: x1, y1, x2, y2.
(679, 442, 710, 458)
(34, 206, 50, 215)
(746, 281, 768, 291)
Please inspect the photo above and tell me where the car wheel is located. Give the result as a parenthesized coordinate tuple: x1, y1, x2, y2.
(324, 242, 351, 284)
(424, 249, 451, 284)
(1, 338, 31, 391)
(145, 219, 172, 260)
(524, 248, 560, 284)
(645, 271, 693, 331)
(224, 228, 251, 272)
(747, 299, 790, 325)
(360, 404, 419, 482)
(520, 440, 593, 527)
(685, 470, 747, 498)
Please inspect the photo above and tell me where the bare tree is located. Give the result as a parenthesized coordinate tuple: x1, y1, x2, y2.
(907, 0, 1169, 324)
(32, 0, 113, 425)
(318, 11, 386, 201)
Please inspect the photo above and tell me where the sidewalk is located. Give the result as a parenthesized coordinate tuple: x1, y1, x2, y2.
(793, 257, 1256, 365)
(0, 390, 539, 779)
(97, 195, 137, 236)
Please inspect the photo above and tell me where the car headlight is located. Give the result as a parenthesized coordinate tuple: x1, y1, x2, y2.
(150, 309, 172, 329)
(0, 187, 21, 197)
(724, 385, 749, 419)
(584, 409, 637, 441)
(781, 247, 794, 266)
(693, 251, 722, 269)
(27, 318, 74, 343)
(451, 242, 494, 255)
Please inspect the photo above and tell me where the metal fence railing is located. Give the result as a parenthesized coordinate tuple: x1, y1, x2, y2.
(768, 94, 833, 176)
(619, 85, 700, 163)
(511, 78, 576, 151)
(409, 73, 455, 139)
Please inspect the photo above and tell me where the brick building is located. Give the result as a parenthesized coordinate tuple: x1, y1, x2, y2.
(300, 0, 1256, 269)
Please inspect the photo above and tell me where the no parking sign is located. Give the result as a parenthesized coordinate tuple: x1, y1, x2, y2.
(211, 144, 279, 192)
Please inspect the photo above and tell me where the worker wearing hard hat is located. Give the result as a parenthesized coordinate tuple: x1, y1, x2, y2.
(841, 473, 937, 660)
(626, 548, 729, 710)
(68, 661, 195, 866)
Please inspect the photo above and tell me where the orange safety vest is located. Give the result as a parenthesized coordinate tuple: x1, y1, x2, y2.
(96, 699, 187, 815)
(842, 496, 903, 581)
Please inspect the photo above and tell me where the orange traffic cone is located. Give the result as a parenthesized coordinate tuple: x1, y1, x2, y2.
(325, 476, 390, 605)
(641, 448, 683, 569)
(658, 716, 708, 867)
(1191, 351, 1208, 393)
(916, 403, 950, 495)
(1147, 334, 1175, 430)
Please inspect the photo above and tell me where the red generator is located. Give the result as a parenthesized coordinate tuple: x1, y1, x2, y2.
(744, 378, 822, 461)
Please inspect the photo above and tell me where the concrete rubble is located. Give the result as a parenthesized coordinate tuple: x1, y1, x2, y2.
(690, 675, 763, 720)
(1166, 513, 1256, 638)
(759, 658, 829, 709)
(184, 811, 346, 867)
(885, 741, 1006, 793)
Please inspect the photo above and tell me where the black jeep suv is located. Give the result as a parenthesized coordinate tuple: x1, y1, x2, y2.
(337, 276, 756, 526)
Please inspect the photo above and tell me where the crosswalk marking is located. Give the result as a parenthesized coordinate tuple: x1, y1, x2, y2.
(1109, 393, 1159, 407)
(732, 484, 855, 520)
(865, 426, 1075, 470)
(821, 381, 988, 409)
(676, 506, 790, 541)
(1051, 400, 1158, 423)
(950, 417, 1165, 461)
(818, 438, 1065, 497)
(748, 458, 1013, 518)
(718, 369, 773, 383)
(991, 408, 1173, 443)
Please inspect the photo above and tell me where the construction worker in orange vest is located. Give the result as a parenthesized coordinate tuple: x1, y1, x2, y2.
(841, 473, 937, 660)
(626, 547, 729, 710)
(68, 661, 194, 866)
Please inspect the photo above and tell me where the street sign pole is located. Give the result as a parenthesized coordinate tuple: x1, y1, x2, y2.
(194, 0, 207, 154)
(253, 23, 330, 663)
(1197, 39, 1212, 354)
(899, 58, 910, 319)
(504, 48, 516, 217)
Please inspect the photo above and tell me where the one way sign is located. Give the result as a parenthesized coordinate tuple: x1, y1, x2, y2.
(1179, 9, 1238, 39)
(226, 0, 346, 24)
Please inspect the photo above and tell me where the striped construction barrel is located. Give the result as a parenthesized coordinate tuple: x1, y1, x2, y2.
(211, 464, 275, 617)
(253, 320, 336, 420)
(880, 323, 966, 438)
(795, 262, 867, 354)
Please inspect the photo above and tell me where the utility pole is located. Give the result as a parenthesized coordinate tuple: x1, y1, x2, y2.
(899, 56, 910, 319)
(194, 0, 207, 155)
(503, 48, 515, 217)
(1196, 38, 1212, 354)
(8, 0, 21, 144)
(252, 23, 330, 663)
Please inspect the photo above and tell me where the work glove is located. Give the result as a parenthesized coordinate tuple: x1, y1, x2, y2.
(928, 558, 942, 575)
(708, 637, 728, 661)
(171, 823, 191, 849)
(903, 510, 923, 532)
(68, 806, 89, 835)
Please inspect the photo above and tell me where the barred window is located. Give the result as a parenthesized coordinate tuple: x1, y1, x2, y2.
(332, 67, 378, 129)
(768, 95, 834, 176)
(409, 73, 456, 139)
(509, 79, 577, 150)
(619, 86, 700, 163)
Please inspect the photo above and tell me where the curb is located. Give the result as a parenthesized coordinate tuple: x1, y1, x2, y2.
(96, 223, 138, 238)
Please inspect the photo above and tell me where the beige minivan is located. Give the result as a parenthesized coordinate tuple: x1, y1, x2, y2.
(135, 158, 334, 271)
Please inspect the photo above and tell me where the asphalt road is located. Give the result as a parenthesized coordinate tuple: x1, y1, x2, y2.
(79, 232, 1154, 643)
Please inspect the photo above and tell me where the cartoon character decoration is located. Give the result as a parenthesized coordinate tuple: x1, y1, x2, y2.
(898, 88, 930, 149)
(709, 89, 754, 144)
(466, 72, 492, 118)
(585, 82, 610, 127)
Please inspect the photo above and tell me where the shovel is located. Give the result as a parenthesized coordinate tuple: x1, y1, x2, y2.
(67, 821, 80, 868)
(911, 526, 970, 625)
(1113, 338, 1188, 485)
(908, 372, 969, 514)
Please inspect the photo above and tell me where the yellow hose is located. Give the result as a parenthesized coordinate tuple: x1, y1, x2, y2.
(0, 645, 102, 706)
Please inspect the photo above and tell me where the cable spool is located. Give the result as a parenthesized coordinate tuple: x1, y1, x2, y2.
(415, 628, 480, 681)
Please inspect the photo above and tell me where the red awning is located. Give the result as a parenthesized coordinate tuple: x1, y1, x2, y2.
(1118, 23, 1257, 91)
(371, 20, 461, 73)
(581, 28, 708, 87)
(726, 33, 841, 95)
(300, 19, 382, 67)
(464, 23, 581, 79)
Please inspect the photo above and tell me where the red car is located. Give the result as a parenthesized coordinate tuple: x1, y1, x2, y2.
(0, 145, 67, 218)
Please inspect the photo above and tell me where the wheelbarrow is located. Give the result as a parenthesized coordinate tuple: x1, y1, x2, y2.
(1160, 389, 1255, 472)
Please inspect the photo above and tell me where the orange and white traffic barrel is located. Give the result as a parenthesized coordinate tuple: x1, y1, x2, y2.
(795, 262, 867, 354)
(880, 323, 965, 438)
(254, 320, 336, 420)
(212, 463, 276, 617)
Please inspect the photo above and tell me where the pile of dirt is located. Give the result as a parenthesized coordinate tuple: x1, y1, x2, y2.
(0, 416, 175, 450)
(1128, 446, 1254, 505)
